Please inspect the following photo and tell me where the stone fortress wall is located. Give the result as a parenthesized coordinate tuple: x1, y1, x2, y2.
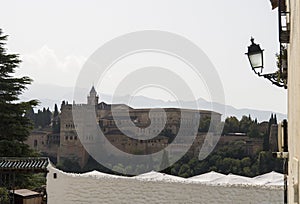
(57, 87, 222, 167)
(26, 86, 265, 168)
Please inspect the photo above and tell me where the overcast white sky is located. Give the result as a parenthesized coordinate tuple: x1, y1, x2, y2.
(0, 0, 287, 114)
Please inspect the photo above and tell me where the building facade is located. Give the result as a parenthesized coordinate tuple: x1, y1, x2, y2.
(288, 0, 300, 203)
(57, 87, 222, 167)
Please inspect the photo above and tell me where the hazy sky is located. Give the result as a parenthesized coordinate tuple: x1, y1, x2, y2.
(0, 0, 287, 114)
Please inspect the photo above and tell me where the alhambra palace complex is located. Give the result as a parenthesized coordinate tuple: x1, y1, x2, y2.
(26, 87, 274, 168)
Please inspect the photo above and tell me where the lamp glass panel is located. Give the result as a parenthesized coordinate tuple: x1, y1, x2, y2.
(249, 53, 263, 68)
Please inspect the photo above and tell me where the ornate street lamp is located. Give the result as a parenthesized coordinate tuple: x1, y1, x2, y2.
(245, 37, 287, 89)
(246, 38, 264, 74)
(246, 1, 289, 203)
(245, 0, 289, 89)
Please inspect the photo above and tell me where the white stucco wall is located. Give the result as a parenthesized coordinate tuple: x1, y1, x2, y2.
(47, 165, 283, 204)
(288, 0, 300, 203)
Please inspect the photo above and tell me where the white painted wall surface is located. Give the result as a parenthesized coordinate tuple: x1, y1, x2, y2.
(288, 0, 300, 203)
(47, 165, 283, 204)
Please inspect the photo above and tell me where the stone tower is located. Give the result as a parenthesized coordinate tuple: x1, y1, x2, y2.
(87, 86, 99, 105)
(57, 101, 89, 168)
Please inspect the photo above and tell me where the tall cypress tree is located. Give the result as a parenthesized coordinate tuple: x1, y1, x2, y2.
(274, 114, 277, 124)
(53, 104, 59, 118)
(52, 103, 60, 133)
(0, 29, 38, 156)
(25, 107, 36, 123)
(46, 107, 51, 126)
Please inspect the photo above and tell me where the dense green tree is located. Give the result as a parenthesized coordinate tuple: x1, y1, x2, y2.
(52, 115, 60, 134)
(52, 104, 60, 133)
(263, 131, 270, 151)
(178, 164, 191, 177)
(0, 29, 37, 156)
(170, 163, 181, 175)
(56, 158, 81, 172)
(239, 115, 252, 133)
(241, 157, 251, 168)
(25, 107, 36, 124)
(223, 116, 239, 134)
(35, 110, 42, 128)
(35, 107, 52, 128)
(53, 104, 59, 118)
(257, 151, 283, 174)
(45, 107, 51, 126)
(199, 117, 211, 132)
(248, 123, 261, 138)
(274, 114, 277, 124)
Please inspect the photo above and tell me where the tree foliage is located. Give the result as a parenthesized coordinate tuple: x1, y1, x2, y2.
(52, 104, 60, 133)
(34, 108, 51, 128)
(166, 141, 283, 178)
(222, 114, 276, 138)
(25, 106, 55, 130)
(198, 117, 211, 132)
(223, 116, 239, 134)
(239, 115, 253, 133)
(0, 29, 38, 157)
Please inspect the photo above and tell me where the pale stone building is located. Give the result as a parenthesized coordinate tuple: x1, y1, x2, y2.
(24, 128, 60, 162)
(288, 0, 300, 203)
(57, 87, 222, 167)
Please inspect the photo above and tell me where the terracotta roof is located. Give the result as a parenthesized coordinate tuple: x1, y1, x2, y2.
(0, 157, 49, 173)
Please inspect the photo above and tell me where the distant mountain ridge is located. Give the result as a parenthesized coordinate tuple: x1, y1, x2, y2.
(21, 83, 287, 122)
